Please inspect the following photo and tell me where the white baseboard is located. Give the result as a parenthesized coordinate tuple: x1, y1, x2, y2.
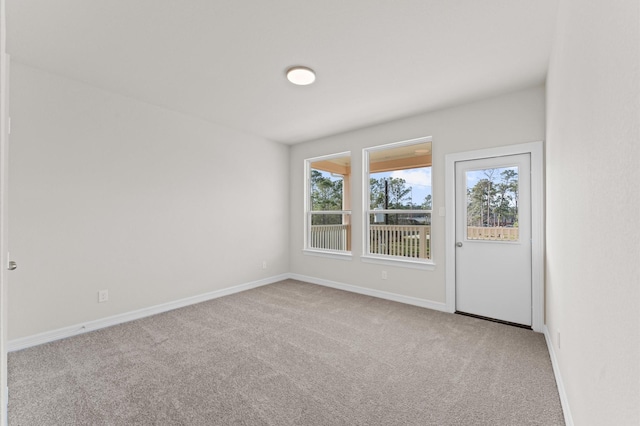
(7, 274, 289, 352)
(8, 273, 449, 352)
(288, 273, 450, 313)
(543, 325, 574, 426)
(8, 272, 572, 426)
(7, 273, 574, 426)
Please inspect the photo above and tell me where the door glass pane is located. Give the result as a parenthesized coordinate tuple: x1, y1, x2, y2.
(465, 167, 519, 241)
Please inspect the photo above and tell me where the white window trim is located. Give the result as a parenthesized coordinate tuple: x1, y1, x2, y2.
(361, 254, 436, 270)
(361, 136, 435, 268)
(304, 151, 352, 258)
(303, 249, 353, 261)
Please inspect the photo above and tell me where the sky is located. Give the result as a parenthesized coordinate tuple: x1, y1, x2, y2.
(465, 166, 519, 211)
(465, 166, 518, 189)
(315, 166, 433, 208)
(314, 165, 519, 211)
(373, 167, 432, 207)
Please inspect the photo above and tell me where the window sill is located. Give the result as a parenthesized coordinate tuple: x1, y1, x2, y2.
(303, 249, 353, 261)
(360, 255, 436, 270)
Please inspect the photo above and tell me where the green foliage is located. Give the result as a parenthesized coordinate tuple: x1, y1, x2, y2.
(422, 194, 432, 210)
(310, 169, 344, 225)
(311, 170, 342, 211)
(369, 177, 412, 209)
(369, 177, 432, 225)
(370, 178, 386, 209)
(466, 168, 519, 227)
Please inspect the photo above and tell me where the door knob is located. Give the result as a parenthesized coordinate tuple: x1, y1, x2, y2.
(456, 242, 463, 247)
(8, 261, 17, 271)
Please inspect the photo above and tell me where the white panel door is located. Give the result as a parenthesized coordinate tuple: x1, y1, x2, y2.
(455, 154, 531, 326)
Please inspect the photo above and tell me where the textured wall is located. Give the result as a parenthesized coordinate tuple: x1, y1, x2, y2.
(545, 0, 640, 423)
(8, 63, 290, 339)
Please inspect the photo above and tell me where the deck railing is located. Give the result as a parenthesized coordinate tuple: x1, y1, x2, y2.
(309, 224, 432, 259)
(309, 224, 350, 251)
(369, 225, 431, 259)
(309, 225, 517, 256)
(467, 226, 519, 241)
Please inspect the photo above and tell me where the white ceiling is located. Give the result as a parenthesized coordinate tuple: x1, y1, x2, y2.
(6, 0, 559, 144)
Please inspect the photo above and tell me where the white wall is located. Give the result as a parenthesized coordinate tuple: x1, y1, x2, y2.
(290, 86, 545, 303)
(8, 63, 290, 340)
(545, 0, 640, 424)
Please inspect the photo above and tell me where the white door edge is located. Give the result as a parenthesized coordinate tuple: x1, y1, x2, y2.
(445, 141, 544, 332)
(0, 3, 8, 420)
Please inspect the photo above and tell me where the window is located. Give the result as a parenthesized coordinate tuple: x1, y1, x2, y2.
(305, 153, 351, 255)
(465, 166, 519, 241)
(363, 137, 433, 264)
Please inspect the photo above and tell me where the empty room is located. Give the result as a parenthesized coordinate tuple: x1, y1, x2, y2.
(0, 0, 638, 425)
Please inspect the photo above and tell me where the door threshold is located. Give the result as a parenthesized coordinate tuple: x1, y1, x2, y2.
(455, 311, 532, 330)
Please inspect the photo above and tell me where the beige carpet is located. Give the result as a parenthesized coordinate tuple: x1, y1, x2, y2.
(8, 280, 565, 425)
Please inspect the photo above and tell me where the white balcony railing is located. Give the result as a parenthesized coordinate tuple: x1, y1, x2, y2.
(369, 225, 431, 259)
(309, 224, 431, 259)
(308, 225, 517, 257)
(309, 224, 350, 251)
(467, 226, 519, 241)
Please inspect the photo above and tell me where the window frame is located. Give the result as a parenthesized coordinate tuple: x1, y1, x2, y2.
(362, 137, 435, 269)
(304, 152, 353, 259)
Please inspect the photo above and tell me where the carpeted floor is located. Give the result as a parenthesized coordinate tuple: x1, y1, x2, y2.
(8, 280, 565, 425)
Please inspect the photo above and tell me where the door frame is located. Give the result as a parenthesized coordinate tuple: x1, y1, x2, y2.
(445, 141, 544, 332)
(0, 0, 8, 421)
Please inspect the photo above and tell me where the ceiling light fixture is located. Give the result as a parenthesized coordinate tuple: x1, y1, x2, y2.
(286, 66, 316, 86)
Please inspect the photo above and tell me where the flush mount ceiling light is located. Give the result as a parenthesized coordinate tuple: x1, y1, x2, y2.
(286, 66, 316, 86)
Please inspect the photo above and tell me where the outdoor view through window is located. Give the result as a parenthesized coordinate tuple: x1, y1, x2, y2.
(465, 166, 519, 241)
(306, 154, 351, 253)
(365, 139, 432, 261)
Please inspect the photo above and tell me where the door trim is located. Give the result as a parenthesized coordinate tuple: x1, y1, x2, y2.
(445, 141, 544, 332)
(0, 5, 9, 421)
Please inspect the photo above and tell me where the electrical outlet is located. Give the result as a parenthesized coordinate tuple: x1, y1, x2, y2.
(262, 261, 267, 269)
(381, 271, 388, 280)
(98, 290, 109, 303)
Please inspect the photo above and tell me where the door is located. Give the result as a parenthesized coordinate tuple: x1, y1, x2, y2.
(455, 153, 531, 326)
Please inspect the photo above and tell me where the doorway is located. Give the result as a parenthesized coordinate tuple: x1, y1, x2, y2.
(445, 142, 544, 332)
(455, 154, 531, 326)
